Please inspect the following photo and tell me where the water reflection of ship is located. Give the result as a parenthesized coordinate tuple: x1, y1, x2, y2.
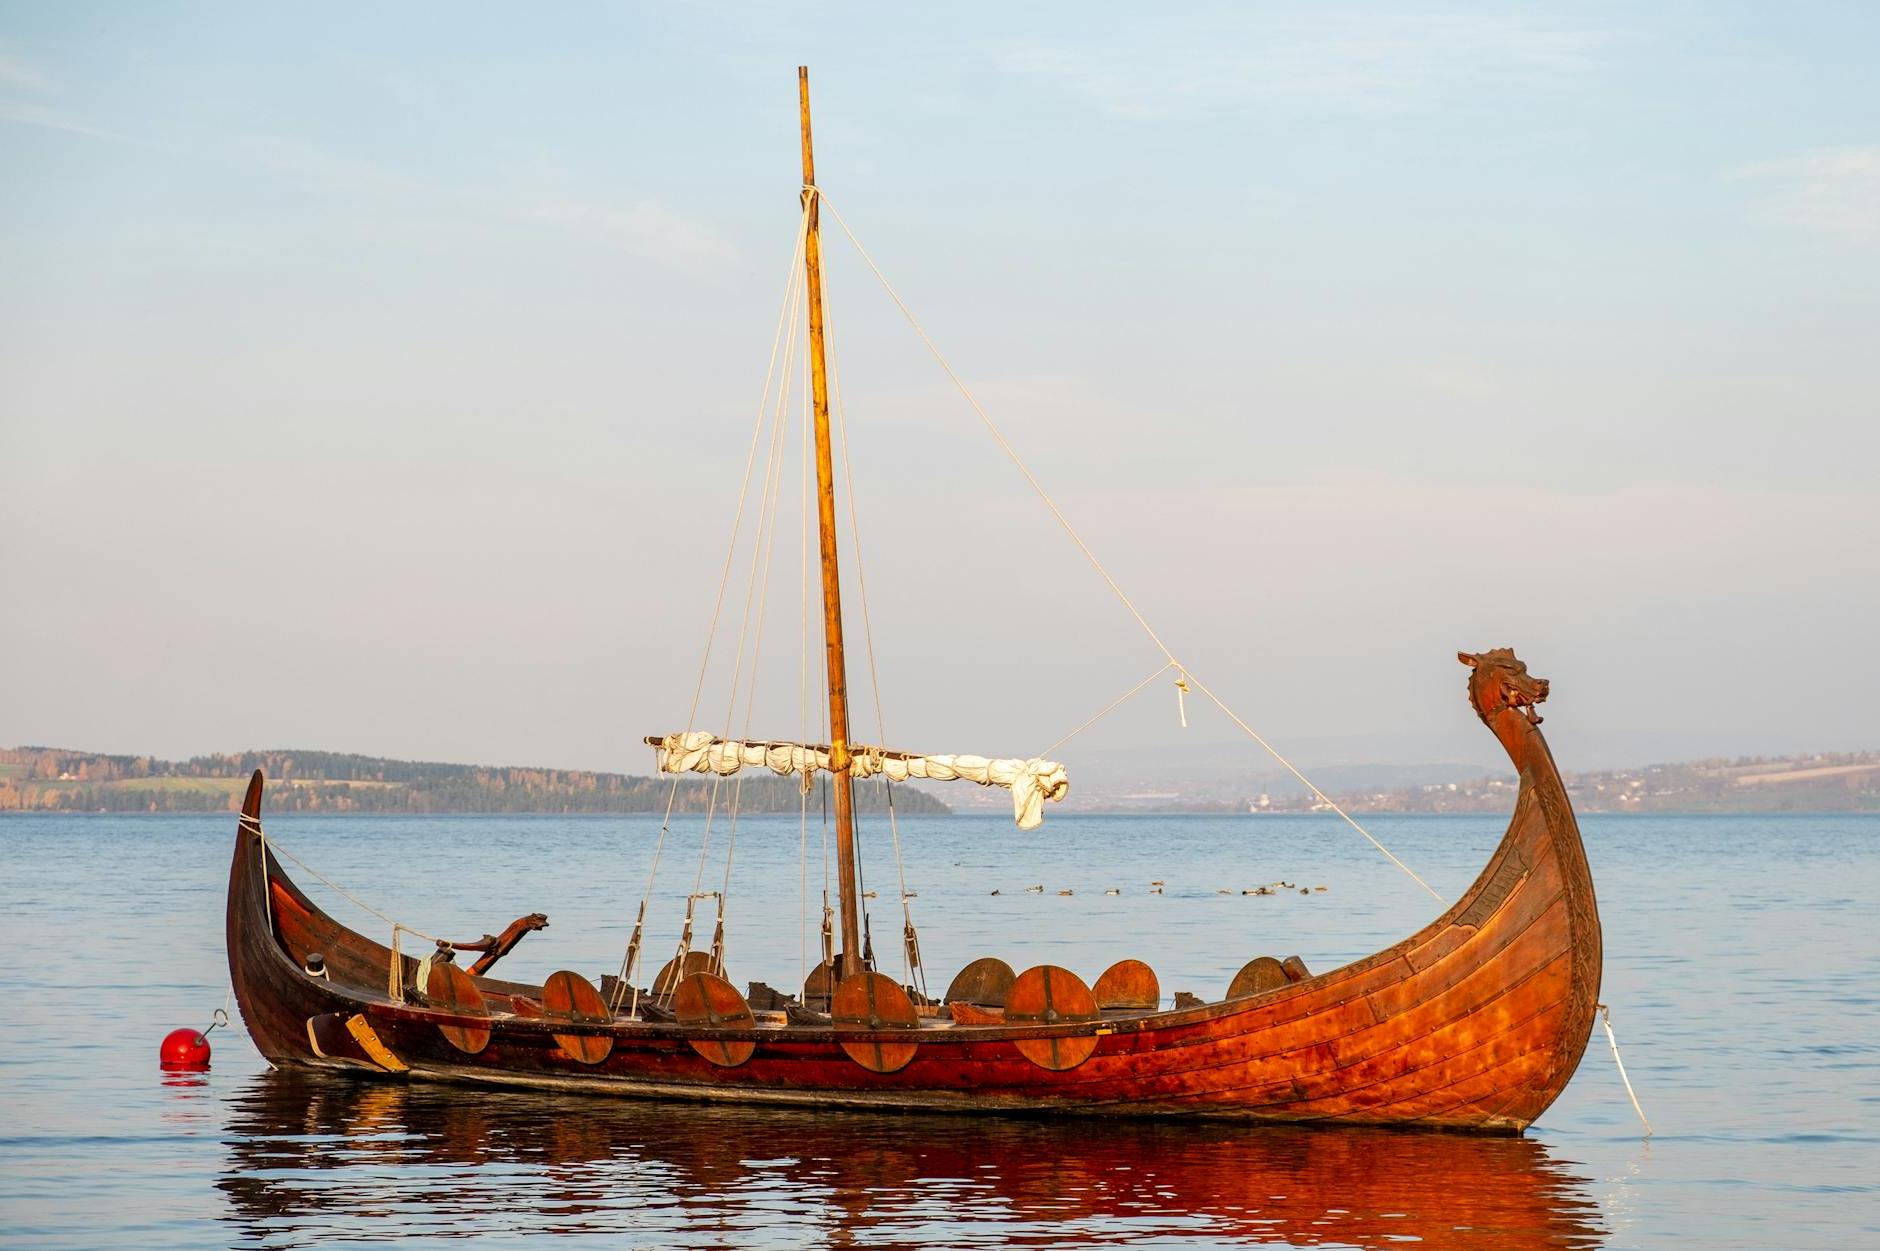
(217, 1072, 1605, 1249)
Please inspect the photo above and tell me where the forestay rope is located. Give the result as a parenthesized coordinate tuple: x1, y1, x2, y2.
(819, 191, 1658, 1125)
(819, 196, 1442, 902)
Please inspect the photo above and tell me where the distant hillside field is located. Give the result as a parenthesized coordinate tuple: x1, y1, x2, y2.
(1332, 751, 1880, 815)
(0, 747, 951, 815)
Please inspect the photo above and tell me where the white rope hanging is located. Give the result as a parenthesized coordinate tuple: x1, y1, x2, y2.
(1599, 1003, 1654, 1135)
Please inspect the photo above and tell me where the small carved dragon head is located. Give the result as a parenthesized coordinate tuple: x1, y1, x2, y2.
(1458, 648, 1549, 725)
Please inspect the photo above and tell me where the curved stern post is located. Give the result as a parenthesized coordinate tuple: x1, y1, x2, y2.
(225, 769, 309, 1064)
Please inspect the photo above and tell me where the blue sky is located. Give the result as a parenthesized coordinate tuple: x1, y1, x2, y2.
(2, 3, 1875, 777)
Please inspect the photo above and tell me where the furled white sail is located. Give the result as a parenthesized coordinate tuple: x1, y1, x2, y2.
(650, 731, 1070, 830)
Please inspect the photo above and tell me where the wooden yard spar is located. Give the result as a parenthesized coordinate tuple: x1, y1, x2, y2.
(224, 70, 1606, 1133)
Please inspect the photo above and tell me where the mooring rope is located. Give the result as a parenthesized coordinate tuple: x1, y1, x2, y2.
(1599, 1002, 1654, 1135)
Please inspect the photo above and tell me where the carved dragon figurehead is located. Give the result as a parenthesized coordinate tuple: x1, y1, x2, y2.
(1458, 648, 1550, 726)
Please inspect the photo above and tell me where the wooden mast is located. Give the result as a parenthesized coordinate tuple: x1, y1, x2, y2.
(798, 67, 864, 979)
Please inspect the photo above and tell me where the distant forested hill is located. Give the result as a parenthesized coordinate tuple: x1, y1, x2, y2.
(0, 747, 950, 815)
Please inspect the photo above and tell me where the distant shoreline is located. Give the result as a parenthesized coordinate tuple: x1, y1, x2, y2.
(5, 745, 1874, 816)
(0, 746, 950, 816)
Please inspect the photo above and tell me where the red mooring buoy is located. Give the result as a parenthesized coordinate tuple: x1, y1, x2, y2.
(159, 1008, 227, 1071)
(160, 1028, 211, 1071)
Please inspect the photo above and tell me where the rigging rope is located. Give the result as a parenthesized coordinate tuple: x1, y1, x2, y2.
(717, 320, 802, 909)
(258, 826, 447, 946)
(799, 346, 813, 997)
(1184, 671, 1442, 901)
(1040, 662, 1176, 757)
(827, 267, 921, 993)
(690, 271, 803, 895)
(667, 217, 808, 1004)
(247, 821, 452, 1005)
(615, 198, 813, 1015)
(820, 195, 1442, 902)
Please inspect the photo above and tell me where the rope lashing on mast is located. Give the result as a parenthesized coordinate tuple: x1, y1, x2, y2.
(820, 195, 1441, 903)
(668, 891, 698, 1004)
(617, 900, 647, 1017)
(821, 896, 835, 971)
(709, 894, 727, 973)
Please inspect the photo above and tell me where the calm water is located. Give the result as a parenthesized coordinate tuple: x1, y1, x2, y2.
(0, 809, 1874, 1249)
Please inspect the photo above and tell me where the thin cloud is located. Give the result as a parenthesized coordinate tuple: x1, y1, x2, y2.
(1734, 146, 1880, 240)
(0, 102, 116, 140)
(530, 199, 735, 272)
(233, 133, 425, 198)
(0, 44, 49, 91)
(992, 11, 1613, 119)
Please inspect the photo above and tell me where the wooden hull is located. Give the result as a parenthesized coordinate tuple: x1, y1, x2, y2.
(226, 693, 1600, 1133)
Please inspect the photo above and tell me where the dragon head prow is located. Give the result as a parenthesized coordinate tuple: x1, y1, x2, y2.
(1459, 648, 1550, 725)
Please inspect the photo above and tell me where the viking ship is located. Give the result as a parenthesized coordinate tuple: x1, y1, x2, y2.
(225, 69, 1602, 1133)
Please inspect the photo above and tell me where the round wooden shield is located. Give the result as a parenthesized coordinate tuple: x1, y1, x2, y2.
(1005, 964, 1100, 1071)
(802, 958, 840, 1010)
(1092, 959, 1160, 1010)
(542, 969, 613, 1065)
(944, 956, 1016, 1007)
(1228, 956, 1289, 1000)
(426, 960, 491, 1055)
(671, 971, 756, 1068)
(652, 950, 721, 998)
(831, 971, 920, 1073)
